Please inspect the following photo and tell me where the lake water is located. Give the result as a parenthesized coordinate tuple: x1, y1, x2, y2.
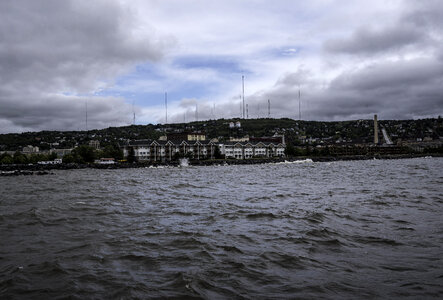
(1, 157, 442, 299)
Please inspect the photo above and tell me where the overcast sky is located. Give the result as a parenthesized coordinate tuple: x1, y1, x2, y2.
(1, 0, 442, 133)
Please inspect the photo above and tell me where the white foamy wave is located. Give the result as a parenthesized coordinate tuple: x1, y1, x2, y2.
(274, 159, 314, 165)
(179, 158, 190, 167)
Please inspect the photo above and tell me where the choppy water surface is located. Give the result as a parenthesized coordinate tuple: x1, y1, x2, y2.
(1, 158, 443, 299)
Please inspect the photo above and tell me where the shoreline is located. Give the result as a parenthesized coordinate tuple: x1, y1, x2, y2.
(0, 153, 441, 174)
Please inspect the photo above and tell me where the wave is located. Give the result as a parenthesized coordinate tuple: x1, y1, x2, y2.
(352, 236, 403, 246)
(246, 212, 278, 219)
(273, 159, 314, 165)
(1, 157, 442, 299)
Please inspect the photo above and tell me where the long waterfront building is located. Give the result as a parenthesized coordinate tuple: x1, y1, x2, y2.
(121, 139, 286, 162)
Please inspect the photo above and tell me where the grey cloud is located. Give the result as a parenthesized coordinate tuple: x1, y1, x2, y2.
(165, 0, 443, 124)
(280, 1, 443, 121)
(323, 0, 443, 56)
(0, 0, 169, 133)
(0, 0, 165, 92)
(275, 69, 312, 87)
(0, 92, 133, 133)
(324, 25, 425, 55)
(232, 56, 443, 121)
(168, 47, 443, 124)
(178, 98, 198, 108)
(169, 99, 220, 123)
(405, 0, 443, 29)
(167, 54, 442, 123)
(330, 59, 443, 92)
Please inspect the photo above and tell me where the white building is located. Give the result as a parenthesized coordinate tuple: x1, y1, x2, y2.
(37, 158, 62, 165)
(22, 145, 39, 154)
(89, 140, 100, 150)
(219, 141, 285, 159)
(122, 136, 286, 161)
(121, 139, 216, 162)
(94, 158, 115, 164)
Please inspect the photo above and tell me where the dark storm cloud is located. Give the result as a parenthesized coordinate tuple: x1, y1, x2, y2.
(324, 0, 443, 56)
(329, 59, 443, 92)
(274, 69, 312, 88)
(324, 25, 425, 55)
(0, 90, 133, 132)
(242, 55, 443, 121)
(169, 48, 443, 122)
(245, 0, 443, 121)
(405, 0, 443, 29)
(0, 0, 168, 133)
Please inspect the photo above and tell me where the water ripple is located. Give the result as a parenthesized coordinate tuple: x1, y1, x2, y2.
(1, 157, 442, 298)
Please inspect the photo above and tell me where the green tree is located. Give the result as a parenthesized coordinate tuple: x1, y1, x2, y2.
(102, 144, 123, 160)
(62, 154, 75, 164)
(13, 151, 28, 164)
(185, 151, 194, 159)
(320, 146, 330, 156)
(48, 152, 58, 161)
(72, 145, 96, 163)
(284, 143, 296, 156)
(1, 154, 13, 164)
(311, 147, 320, 156)
(173, 152, 181, 161)
(28, 154, 47, 163)
(213, 145, 222, 159)
(127, 147, 136, 163)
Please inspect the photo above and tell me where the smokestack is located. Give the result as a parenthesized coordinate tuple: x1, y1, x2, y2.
(374, 114, 379, 144)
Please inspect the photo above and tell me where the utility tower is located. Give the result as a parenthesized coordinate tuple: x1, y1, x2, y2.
(242, 75, 245, 119)
(298, 87, 301, 120)
(85, 101, 88, 131)
(165, 92, 168, 124)
(374, 114, 379, 144)
(132, 100, 135, 125)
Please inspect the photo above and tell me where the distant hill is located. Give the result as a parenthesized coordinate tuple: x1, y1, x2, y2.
(0, 117, 441, 151)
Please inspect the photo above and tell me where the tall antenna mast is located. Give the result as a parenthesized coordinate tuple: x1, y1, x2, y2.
(165, 92, 168, 124)
(268, 99, 271, 118)
(298, 85, 301, 120)
(246, 103, 249, 119)
(242, 75, 245, 119)
(85, 101, 88, 131)
(132, 100, 135, 125)
(240, 96, 242, 118)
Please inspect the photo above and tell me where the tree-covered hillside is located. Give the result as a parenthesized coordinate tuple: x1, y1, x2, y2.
(0, 117, 441, 151)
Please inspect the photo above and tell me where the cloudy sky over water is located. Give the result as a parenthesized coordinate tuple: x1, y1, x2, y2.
(1, 0, 442, 133)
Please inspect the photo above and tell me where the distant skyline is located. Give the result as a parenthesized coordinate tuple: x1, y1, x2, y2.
(1, 0, 442, 133)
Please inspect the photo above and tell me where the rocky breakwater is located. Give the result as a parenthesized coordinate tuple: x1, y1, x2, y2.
(0, 163, 88, 176)
(0, 170, 53, 176)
